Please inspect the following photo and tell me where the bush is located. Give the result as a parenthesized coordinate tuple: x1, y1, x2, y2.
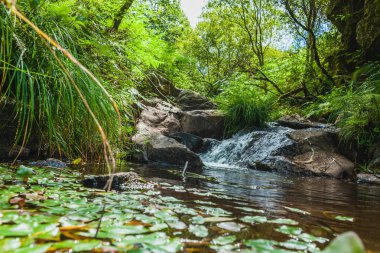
(0, 4, 119, 159)
(306, 62, 380, 150)
(217, 84, 274, 135)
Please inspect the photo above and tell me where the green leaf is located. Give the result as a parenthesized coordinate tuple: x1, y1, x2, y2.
(322, 232, 365, 253)
(268, 218, 299, 225)
(13, 244, 52, 253)
(16, 166, 35, 178)
(52, 240, 102, 252)
(275, 225, 303, 236)
(189, 225, 208, 237)
(241, 216, 267, 224)
(0, 238, 21, 252)
(0, 224, 33, 237)
(284, 206, 311, 215)
(212, 235, 236, 245)
(335, 216, 354, 222)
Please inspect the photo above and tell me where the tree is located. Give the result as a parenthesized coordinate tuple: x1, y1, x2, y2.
(283, 0, 335, 88)
(110, 0, 135, 32)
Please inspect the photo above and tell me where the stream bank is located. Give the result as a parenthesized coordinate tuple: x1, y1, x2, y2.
(131, 94, 379, 184)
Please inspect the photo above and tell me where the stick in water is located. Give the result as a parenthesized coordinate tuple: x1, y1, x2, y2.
(182, 161, 189, 177)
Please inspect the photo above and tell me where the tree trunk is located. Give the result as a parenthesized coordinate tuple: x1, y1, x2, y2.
(110, 0, 135, 32)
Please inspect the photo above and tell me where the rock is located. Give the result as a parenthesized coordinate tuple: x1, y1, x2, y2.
(369, 144, 380, 171)
(29, 158, 67, 168)
(175, 90, 216, 111)
(199, 138, 221, 154)
(327, 0, 380, 60)
(167, 133, 204, 153)
(277, 114, 329, 129)
(357, 173, 380, 185)
(287, 128, 354, 178)
(133, 134, 203, 172)
(201, 125, 355, 179)
(181, 110, 224, 139)
(137, 99, 182, 136)
(0, 101, 38, 161)
(82, 172, 152, 191)
(132, 94, 224, 169)
(356, 0, 380, 56)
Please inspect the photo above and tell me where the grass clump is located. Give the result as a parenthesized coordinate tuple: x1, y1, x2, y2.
(306, 62, 380, 151)
(217, 84, 274, 135)
(0, 4, 118, 159)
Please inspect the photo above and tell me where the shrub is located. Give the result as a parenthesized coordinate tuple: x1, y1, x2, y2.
(306, 62, 380, 150)
(217, 84, 274, 135)
(0, 4, 119, 159)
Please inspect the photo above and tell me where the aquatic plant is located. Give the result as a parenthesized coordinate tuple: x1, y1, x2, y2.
(0, 0, 120, 163)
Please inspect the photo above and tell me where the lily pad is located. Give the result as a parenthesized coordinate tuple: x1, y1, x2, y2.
(216, 222, 245, 232)
(212, 235, 236, 245)
(284, 206, 311, 215)
(189, 225, 208, 237)
(241, 216, 267, 224)
(335, 216, 354, 222)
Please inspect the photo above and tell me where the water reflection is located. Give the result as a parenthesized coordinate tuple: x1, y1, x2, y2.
(84, 163, 380, 251)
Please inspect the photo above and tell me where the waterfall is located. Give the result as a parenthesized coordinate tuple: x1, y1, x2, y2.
(200, 124, 295, 170)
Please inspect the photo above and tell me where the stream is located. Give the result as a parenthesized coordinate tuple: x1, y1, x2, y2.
(86, 162, 380, 252)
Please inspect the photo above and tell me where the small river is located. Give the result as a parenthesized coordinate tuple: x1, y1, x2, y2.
(87, 162, 380, 252)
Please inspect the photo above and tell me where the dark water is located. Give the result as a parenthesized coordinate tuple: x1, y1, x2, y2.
(85, 163, 380, 252)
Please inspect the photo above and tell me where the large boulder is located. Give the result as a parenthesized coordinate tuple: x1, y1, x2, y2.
(0, 102, 31, 161)
(175, 90, 217, 111)
(286, 128, 355, 178)
(167, 133, 204, 153)
(181, 110, 224, 140)
(357, 173, 380, 185)
(368, 144, 380, 172)
(327, 0, 380, 82)
(133, 134, 203, 172)
(277, 114, 328, 129)
(356, 0, 380, 56)
(201, 123, 355, 179)
(131, 94, 224, 170)
(136, 99, 182, 136)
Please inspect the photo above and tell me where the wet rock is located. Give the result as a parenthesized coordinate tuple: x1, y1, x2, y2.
(181, 110, 224, 140)
(167, 133, 204, 153)
(199, 138, 221, 154)
(369, 144, 380, 171)
(82, 172, 152, 191)
(357, 173, 380, 185)
(29, 158, 67, 168)
(133, 133, 203, 172)
(287, 128, 354, 178)
(175, 90, 216, 111)
(137, 99, 182, 136)
(0, 102, 30, 160)
(201, 125, 355, 179)
(327, 0, 380, 61)
(132, 95, 224, 169)
(277, 114, 328, 129)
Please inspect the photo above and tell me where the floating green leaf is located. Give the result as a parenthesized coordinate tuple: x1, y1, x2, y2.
(189, 225, 208, 237)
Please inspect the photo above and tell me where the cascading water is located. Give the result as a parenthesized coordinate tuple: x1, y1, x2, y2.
(200, 124, 296, 170)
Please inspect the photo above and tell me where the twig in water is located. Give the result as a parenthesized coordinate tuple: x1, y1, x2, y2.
(182, 161, 189, 177)
(95, 204, 106, 238)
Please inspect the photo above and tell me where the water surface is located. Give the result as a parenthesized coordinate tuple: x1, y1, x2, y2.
(86, 163, 380, 251)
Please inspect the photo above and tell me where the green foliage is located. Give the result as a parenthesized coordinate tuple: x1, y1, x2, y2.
(322, 232, 364, 253)
(0, 3, 119, 158)
(217, 82, 274, 135)
(306, 62, 380, 150)
(0, 0, 191, 159)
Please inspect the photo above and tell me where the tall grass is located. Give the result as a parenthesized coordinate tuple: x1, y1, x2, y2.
(306, 62, 380, 150)
(0, 3, 119, 160)
(217, 86, 274, 135)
